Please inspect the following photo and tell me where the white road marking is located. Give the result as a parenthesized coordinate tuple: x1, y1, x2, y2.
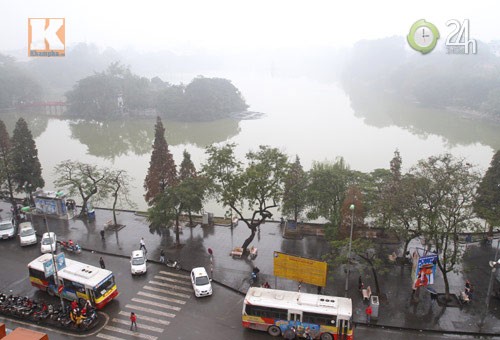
(138, 291, 186, 305)
(143, 285, 191, 299)
(104, 325, 158, 340)
(149, 280, 193, 292)
(125, 304, 176, 318)
(153, 275, 192, 286)
(119, 311, 170, 326)
(158, 270, 190, 280)
(111, 318, 163, 333)
(96, 333, 126, 340)
(131, 298, 181, 311)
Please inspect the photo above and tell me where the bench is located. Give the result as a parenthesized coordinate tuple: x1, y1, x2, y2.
(230, 247, 244, 258)
(362, 286, 372, 301)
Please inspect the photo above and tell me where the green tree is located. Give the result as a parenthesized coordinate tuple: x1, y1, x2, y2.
(306, 158, 351, 237)
(148, 176, 207, 245)
(327, 188, 389, 295)
(107, 169, 136, 227)
(10, 118, 44, 202)
(179, 150, 199, 226)
(474, 150, 500, 232)
(0, 54, 41, 109)
(144, 117, 177, 205)
(282, 155, 308, 223)
(372, 150, 424, 258)
(414, 154, 481, 300)
(202, 144, 289, 251)
(65, 62, 152, 119)
(54, 160, 113, 218)
(0, 120, 17, 217)
(180, 76, 249, 121)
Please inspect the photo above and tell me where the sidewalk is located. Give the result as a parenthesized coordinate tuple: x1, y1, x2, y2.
(2, 202, 500, 336)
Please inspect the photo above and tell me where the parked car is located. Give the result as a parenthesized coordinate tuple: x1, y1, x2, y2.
(18, 222, 37, 246)
(130, 250, 147, 275)
(40, 232, 57, 253)
(0, 219, 15, 239)
(190, 267, 212, 297)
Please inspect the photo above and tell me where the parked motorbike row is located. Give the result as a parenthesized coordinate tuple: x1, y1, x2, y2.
(0, 293, 97, 330)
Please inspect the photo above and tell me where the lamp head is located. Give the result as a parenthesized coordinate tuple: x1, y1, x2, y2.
(489, 259, 500, 268)
(349, 204, 355, 211)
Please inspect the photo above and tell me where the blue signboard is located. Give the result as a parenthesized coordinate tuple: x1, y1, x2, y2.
(43, 259, 54, 278)
(43, 253, 66, 278)
(56, 252, 66, 271)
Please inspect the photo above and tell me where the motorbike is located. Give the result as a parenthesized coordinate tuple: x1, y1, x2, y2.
(60, 241, 82, 254)
(80, 308, 97, 329)
(165, 258, 181, 270)
(31, 303, 51, 322)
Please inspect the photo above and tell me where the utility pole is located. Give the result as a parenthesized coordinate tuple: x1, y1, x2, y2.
(44, 216, 65, 309)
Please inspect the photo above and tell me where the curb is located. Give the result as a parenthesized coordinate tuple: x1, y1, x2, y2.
(354, 321, 500, 338)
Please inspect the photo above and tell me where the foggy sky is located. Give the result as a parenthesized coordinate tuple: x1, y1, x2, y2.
(2, 0, 500, 54)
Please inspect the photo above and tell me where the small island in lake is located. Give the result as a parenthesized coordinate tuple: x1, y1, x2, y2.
(65, 62, 251, 121)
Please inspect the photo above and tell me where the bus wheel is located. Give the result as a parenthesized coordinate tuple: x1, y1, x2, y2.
(268, 325, 281, 337)
(47, 287, 55, 296)
(320, 333, 333, 340)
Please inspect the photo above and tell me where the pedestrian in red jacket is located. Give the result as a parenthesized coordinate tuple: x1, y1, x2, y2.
(130, 312, 137, 331)
(365, 305, 373, 323)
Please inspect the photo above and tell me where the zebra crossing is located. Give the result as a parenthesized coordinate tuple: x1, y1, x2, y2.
(97, 269, 192, 340)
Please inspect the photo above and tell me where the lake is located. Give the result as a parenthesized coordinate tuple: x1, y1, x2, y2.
(2, 72, 497, 213)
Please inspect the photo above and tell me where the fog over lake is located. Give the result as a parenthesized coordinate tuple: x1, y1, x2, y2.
(7, 72, 494, 213)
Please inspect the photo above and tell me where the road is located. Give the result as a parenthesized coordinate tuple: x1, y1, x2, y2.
(0, 237, 495, 340)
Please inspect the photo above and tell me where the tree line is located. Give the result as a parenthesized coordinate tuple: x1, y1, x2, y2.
(342, 36, 500, 120)
(65, 63, 248, 121)
(0, 54, 41, 109)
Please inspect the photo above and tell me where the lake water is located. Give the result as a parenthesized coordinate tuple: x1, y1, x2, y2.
(3, 73, 497, 213)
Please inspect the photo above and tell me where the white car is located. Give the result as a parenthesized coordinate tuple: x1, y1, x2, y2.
(190, 267, 212, 297)
(18, 222, 37, 246)
(40, 232, 57, 253)
(0, 219, 15, 239)
(130, 250, 147, 275)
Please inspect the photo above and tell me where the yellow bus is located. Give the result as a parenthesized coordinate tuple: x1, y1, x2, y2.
(242, 287, 353, 340)
(27, 254, 119, 309)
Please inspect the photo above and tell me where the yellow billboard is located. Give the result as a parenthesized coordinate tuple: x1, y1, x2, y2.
(273, 251, 328, 287)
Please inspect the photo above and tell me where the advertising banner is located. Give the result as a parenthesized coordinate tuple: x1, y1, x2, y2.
(273, 251, 327, 287)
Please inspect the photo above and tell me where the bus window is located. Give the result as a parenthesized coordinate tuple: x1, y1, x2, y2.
(289, 312, 302, 322)
(303, 312, 335, 326)
(63, 279, 85, 294)
(94, 275, 115, 299)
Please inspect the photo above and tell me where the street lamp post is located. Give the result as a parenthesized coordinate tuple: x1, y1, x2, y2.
(485, 239, 500, 311)
(43, 216, 65, 309)
(345, 204, 355, 294)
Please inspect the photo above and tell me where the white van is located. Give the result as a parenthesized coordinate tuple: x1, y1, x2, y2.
(19, 222, 37, 246)
(130, 250, 147, 275)
(0, 219, 15, 239)
(190, 267, 212, 297)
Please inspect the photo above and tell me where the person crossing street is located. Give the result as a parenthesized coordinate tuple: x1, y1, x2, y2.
(130, 312, 137, 331)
